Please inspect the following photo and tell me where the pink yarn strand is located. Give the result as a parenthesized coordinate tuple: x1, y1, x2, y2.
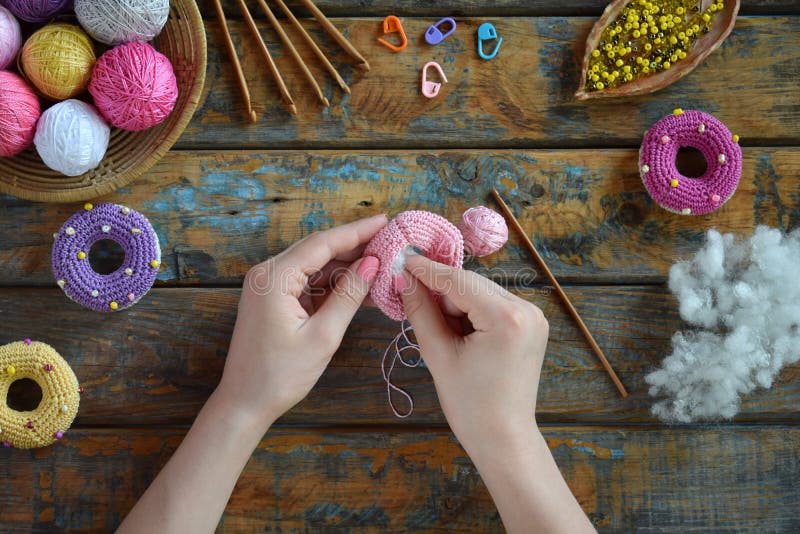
(381, 321, 422, 418)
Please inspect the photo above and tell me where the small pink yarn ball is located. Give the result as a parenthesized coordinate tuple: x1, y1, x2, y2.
(0, 6, 22, 70)
(89, 42, 178, 132)
(458, 206, 508, 257)
(0, 71, 41, 157)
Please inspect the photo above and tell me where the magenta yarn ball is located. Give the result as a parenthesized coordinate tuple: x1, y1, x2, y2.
(89, 42, 178, 132)
(1, 0, 73, 23)
(0, 71, 41, 157)
(0, 6, 22, 70)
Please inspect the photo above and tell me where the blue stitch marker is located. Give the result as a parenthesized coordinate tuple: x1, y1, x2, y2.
(477, 22, 502, 60)
(424, 17, 456, 45)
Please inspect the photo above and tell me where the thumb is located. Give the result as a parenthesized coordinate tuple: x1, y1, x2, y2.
(398, 271, 455, 375)
(312, 256, 380, 343)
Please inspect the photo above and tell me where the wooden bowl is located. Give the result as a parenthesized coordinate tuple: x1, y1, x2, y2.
(0, 0, 207, 202)
(575, 0, 740, 100)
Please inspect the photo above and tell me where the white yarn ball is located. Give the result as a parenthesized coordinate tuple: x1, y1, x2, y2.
(35, 100, 110, 177)
(75, 0, 170, 46)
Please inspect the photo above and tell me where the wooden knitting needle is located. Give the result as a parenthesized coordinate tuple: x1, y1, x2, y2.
(237, 0, 297, 116)
(296, 0, 370, 71)
(212, 0, 257, 123)
(491, 189, 629, 398)
(273, 0, 350, 94)
(255, 0, 329, 107)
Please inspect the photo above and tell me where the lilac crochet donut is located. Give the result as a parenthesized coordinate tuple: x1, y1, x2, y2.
(52, 203, 161, 312)
(639, 109, 742, 215)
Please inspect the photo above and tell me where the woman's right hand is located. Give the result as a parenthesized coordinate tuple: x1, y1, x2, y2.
(397, 253, 549, 460)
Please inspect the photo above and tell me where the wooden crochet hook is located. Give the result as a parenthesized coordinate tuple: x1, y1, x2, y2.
(237, 0, 297, 116)
(256, 0, 329, 107)
(273, 0, 350, 94)
(297, 0, 370, 71)
(212, 0, 257, 123)
(491, 189, 629, 398)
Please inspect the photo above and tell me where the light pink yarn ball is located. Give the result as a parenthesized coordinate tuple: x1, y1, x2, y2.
(458, 206, 508, 257)
(89, 42, 178, 132)
(0, 6, 22, 70)
(0, 71, 41, 157)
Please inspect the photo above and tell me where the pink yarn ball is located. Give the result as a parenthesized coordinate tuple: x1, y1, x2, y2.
(0, 71, 41, 157)
(2, 0, 72, 23)
(0, 6, 21, 70)
(89, 42, 178, 132)
(458, 206, 508, 257)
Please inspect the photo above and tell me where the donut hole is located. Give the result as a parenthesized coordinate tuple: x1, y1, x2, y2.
(7, 378, 43, 412)
(675, 146, 708, 178)
(89, 239, 126, 275)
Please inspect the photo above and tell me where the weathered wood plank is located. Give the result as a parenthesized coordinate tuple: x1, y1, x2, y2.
(1, 426, 797, 532)
(3, 148, 799, 286)
(201, 0, 800, 17)
(1, 287, 798, 425)
(175, 17, 800, 149)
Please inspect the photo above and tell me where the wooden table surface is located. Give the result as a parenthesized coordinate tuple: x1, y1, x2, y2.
(2, 1, 799, 532)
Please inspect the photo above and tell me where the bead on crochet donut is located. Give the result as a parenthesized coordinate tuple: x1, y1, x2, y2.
(639, 109, 742, 215)
(52, 203, 161, 312)
(0, 340, 79, 449)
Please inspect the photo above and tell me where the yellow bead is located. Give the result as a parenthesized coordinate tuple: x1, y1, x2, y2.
(733, 134, 740, 143)
(608, 51, 615, 58)
(644, 43, 652, 51)
(663, 61, 671, 69)
(150, 260, 160, 268)
(591, 74, 599, 82)
(77, 251, 86, 260)
(709, 3, 717, 11)
(625, 73, 633, 81)
(678, 32, 686, 40)
(596, 82, 605, 89)
(702, 13, 711, 22)
(654, 37, 662, 44)
(623, 65, 631, 73)
(633, 30, 641, 38)
(686, 28, 694, 37)
(615, 59, 624, 67)
(650, 26, 657, 34)
(673, 108, 683, 115)
(692, 24, 700, 32)
(670, 36, 678, 45)
(6, 366, 15, 376)
(110, 301, 119, 310)
(670, 179, 679, 188)
(673, 16, 681, 24)
(592, 49, 600, 57)
(604, 43, 613, 51)
(84, 203, 93, 211)
(676, 6, 684, 14)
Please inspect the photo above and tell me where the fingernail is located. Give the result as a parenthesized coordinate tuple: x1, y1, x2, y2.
(393, 272, 409, 292)
(357, 256, 379, 283)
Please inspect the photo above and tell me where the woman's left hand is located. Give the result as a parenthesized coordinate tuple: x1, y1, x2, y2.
(217, 214, 387, 430)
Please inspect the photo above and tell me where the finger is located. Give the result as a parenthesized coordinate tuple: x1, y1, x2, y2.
(397, 272, 456, 374)
(276, 214, 387, 277)
(404, 253, 509, 331)
(309, 256, 380, 345)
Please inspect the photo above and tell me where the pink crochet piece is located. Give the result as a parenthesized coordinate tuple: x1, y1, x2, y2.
(639, 109, 742, 216)
(365, 211, 464, 321)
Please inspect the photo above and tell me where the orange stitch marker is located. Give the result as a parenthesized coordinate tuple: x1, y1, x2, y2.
(377, 15, 407, 52)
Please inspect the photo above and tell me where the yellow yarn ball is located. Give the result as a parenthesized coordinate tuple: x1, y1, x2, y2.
(21, 23, 95, 101)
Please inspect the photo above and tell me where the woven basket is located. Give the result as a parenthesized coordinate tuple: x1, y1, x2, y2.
(0, 0, 207, 202)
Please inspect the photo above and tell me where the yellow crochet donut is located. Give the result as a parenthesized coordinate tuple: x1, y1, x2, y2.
(0, 340, 80, 449)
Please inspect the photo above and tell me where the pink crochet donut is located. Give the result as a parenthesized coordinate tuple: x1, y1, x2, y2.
(639, 109, 742, 215)
(364, 208, 508, 321)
